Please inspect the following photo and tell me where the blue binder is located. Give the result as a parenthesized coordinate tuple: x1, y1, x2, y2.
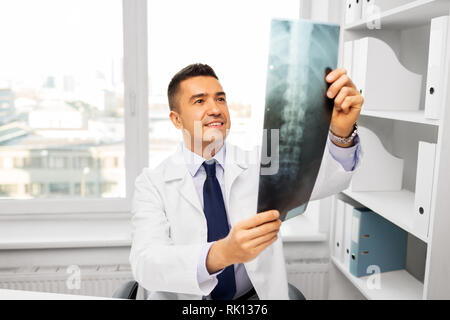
(350, 207, 407, 277)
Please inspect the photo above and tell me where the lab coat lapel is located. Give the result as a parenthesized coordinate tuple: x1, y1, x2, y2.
(164, 147, 204, 217)
(224, 143, 249, 222)
(164, 143, 251, 223)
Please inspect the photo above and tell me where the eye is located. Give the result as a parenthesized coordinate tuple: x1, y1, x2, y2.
(218, 97, 226, 102)
(194, 99, 204, 104)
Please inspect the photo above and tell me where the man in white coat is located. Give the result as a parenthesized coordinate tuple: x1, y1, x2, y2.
(130, 63, 364, 300)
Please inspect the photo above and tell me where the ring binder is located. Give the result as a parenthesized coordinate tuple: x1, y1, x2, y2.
(413, 141, 437, 239)
(425, 16, 449, 120)
(350, 207, 407, 278)
(333, 198, 346, 263)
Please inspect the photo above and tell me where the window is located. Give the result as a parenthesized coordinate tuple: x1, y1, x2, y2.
(24, 157, 44, 169)
(73, 156, 94, 170)
(0, 184, 18, 196)
(24, 183, 44, 196)
(147, 0, 300, 168)
(49, 183, 71, 196)
(0, 0, 125, 201)
(74, 182, 96, 197)
(13, 157, 25, 169)
(100, 182, 118, 195)
(0, 1, 319, 223)
(49, 156, 69, 170)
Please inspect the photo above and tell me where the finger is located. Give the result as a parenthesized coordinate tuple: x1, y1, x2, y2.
(336, 96, 353, 114)
(246, 229, 279, 248)
(327, 74, 354, 99)
(245, 219, 282, 240)
(238, 210, 279, 229)
(340, 95, 363, 114)
(325, 68, 347, 83)
(253, 233, 278, 253)
(334, 86, 359, 111)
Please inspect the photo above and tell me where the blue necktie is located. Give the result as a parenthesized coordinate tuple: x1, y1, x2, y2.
(202, 160, 236, 300)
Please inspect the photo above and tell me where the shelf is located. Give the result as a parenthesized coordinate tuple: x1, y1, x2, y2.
(342, 189, 428, 243)
(331, 256, 423, 300)
(345, 0, 450, 31)
(360, 109, 440, 126)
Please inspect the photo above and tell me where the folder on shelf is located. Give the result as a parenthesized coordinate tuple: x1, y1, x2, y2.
(350, 207, 408, 278)
(345, 0, 354, 25)
(343, 203, 358, 270)
(352, 37, 422, 111)
(353, 0, 362, 23)
(351, 126, 404, 192)
(425, 15, 449, 120)
(343, 41, 354, 78)
(361, 0, 374, 20)
(413, 141, 437, 240)
(345, 0, 362, 25)
(332, 198, 346, 263)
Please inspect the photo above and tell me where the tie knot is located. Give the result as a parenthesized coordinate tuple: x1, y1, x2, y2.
(202, 160, 216, 178)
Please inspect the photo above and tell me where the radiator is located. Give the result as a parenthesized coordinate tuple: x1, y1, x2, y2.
(0, 262, 329, 300)
(0, 265, 134, 298)
(286, 258, 330, 300)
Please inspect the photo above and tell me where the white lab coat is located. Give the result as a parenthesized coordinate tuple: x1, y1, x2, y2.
(129, 142, 360, 300)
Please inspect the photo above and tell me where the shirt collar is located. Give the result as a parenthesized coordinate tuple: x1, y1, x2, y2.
(182, 142, 226, 177)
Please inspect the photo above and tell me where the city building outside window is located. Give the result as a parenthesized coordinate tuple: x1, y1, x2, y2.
(0, 0, 125, 201)
(0, 0, 325, 228)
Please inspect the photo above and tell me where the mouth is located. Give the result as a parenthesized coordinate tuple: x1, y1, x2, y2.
(204, 120, 225, 128)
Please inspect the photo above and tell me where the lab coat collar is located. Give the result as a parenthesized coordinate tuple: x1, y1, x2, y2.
(181, 142, 226, 177)
(163, 141, 248, 182)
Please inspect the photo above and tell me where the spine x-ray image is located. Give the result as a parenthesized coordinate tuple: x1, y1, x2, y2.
(257, 19, 340, 221)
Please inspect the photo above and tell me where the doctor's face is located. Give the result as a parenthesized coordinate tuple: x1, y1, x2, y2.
(170, 76, 231, 155)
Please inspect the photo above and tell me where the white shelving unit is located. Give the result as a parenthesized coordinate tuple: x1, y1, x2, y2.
(360, 109, 439, 126)
(331, 256, 423, 300)
(328, 0, 450, 300)
(342, 188, 427, 242)
(345, 0, 450, 30)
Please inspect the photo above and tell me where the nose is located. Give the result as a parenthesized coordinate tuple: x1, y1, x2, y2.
(206, 99, 222, 116)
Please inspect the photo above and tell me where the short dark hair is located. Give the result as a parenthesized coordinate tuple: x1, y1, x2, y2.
(167, 63, 219, 111)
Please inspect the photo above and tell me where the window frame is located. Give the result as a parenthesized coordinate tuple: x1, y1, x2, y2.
(0, 0, 329, 247)
(0, 0, 148, 216)
(0, 0, 321, 231)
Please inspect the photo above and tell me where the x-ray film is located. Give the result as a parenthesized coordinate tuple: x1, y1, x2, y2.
(257, 19, 340, 221)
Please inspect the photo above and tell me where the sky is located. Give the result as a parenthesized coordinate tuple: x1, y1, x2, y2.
(0, 0, 300, 145)
(147, 0, 300, 104)
(0, 0, 303, 190)
(0, 0, 299, 95)
(147, 0, 300, 145)
(0, 0, 122, 84)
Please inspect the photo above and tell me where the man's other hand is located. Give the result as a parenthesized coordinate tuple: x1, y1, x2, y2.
(206, 210, 281, 274)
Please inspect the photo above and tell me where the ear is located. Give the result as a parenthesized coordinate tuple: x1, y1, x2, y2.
(169, 110, 183, 130)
